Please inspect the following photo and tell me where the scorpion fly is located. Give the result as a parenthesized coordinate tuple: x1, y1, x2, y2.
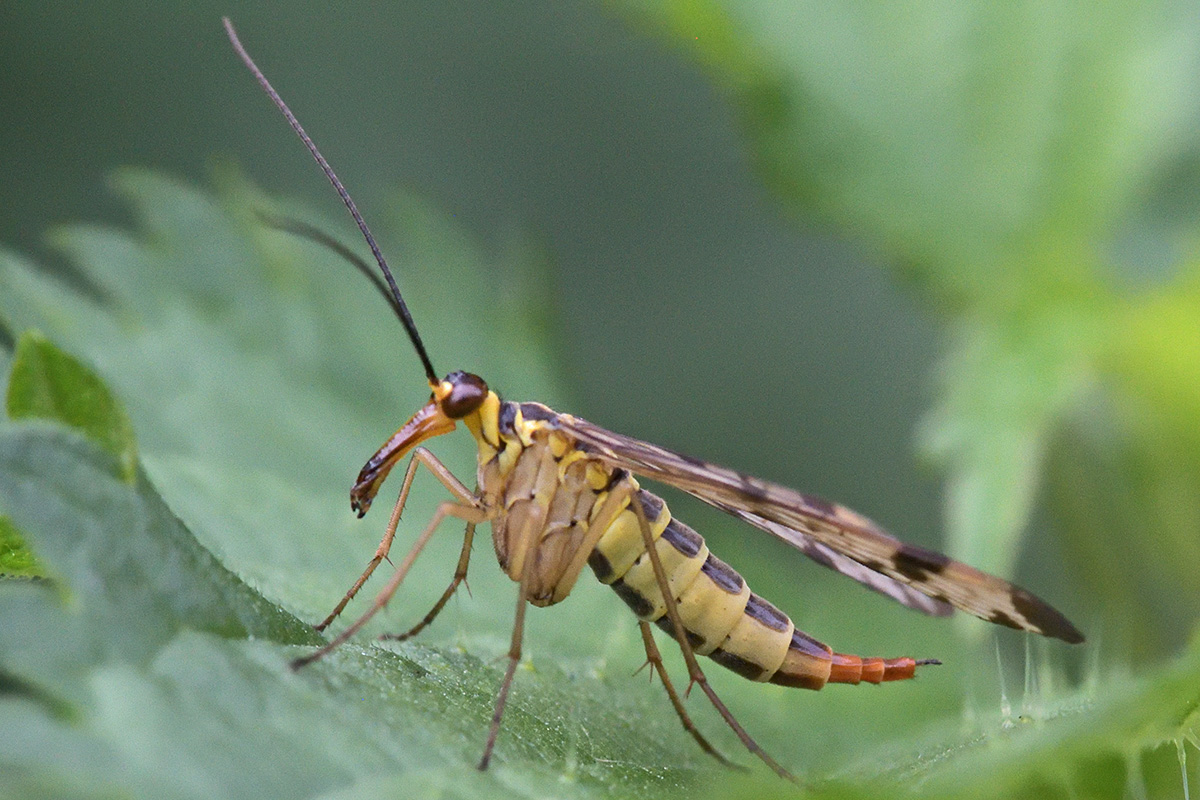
(224, 18, 1084, 781)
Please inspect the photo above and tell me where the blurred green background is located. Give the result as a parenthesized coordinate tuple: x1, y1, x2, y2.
(4, 1, 1200, 798)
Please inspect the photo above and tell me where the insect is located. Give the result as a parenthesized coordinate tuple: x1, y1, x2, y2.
(224, 18, 1084, 782)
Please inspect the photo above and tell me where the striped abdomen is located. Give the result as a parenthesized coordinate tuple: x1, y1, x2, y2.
(587, 489, 924, 690)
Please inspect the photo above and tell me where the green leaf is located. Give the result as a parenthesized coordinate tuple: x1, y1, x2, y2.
(890, 632, 1200, 799)
(7, 329, 138, 483)
(0, 515, 40, 578)
(0, 329, 140, 580)
(0, 424, 317, 695)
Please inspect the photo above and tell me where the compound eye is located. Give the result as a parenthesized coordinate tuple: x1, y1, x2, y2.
(441, 371, 489, 418)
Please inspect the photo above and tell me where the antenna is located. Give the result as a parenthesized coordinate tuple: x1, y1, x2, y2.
(223, 17, 439, 384)
(256, 212, 406, 321)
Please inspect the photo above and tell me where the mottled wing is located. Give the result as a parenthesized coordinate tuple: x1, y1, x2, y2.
(540, 406, 1083, 644)
(716, 502, 954, 617)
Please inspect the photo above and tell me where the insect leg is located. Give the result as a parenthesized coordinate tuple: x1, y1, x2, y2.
(315, 446, 476, 631)
(291, 497, 487, 670)
(378, 516, 476, 643)
(637, 621, 740, 770)
(478, 537, 536, 770)
(629, 496, 796, 783)
(548, 476, 640, 605)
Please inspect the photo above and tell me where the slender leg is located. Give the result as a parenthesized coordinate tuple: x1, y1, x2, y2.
(291, 498, 487, 670)
(379, 519, 476, 642)
(315, 447, 476, 631)
(637, 621, 739, 770)
(477, 459, 556, 771)
(629, 495, 797, 783)
(477, 546, 534, 770)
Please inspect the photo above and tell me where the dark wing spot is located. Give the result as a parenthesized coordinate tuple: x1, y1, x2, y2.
(1011, 588, 1085, 644)
(700, 554, 745, 594)
(801, 494, 838, 518)
(892, 545, 952, 583)
(739, 477, 770, 501)
(989, 610, 1022, 631)
(859, 559, 889, 575)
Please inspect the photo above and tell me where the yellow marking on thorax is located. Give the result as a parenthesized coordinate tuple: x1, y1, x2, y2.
(585, 462, 609, 491)
(463, 391, 504, 463)
(554, 445, 590, 481)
